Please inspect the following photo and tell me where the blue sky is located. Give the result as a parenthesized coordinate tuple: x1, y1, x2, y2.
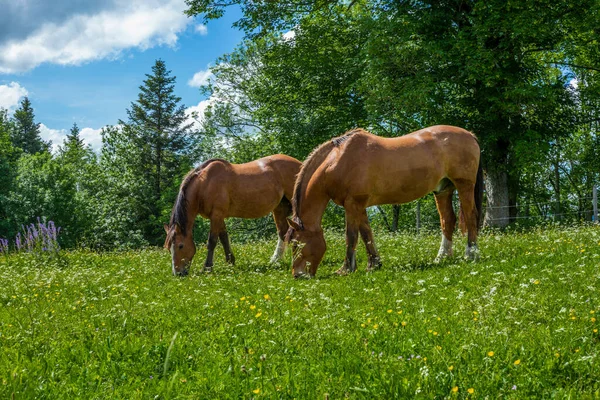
(0, 0, 244, 151)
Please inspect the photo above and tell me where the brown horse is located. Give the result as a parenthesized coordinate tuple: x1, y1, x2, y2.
(164, 155, 301, 276)
(286, 125, 484, 278)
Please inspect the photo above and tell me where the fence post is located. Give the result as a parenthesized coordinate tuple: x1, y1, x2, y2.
(416, 200, 421, 234)
(593, 185, 598, 223)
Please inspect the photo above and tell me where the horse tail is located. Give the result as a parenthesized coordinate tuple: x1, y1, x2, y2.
(459, 155, 484, 234)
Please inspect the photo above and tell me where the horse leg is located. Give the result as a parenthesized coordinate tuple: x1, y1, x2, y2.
(455, 181, 479, 260)
(270, 198, 292, 263)
(434, 189, 456, 262)
(205, 217, 225, 272)
(336, 205, 361, 275)
(358, 210, 381, 271)
(219, 230, 235, 265)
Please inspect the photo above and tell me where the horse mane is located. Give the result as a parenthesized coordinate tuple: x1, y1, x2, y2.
(167, 158, 229, 242)
(292, 128, 365, 228)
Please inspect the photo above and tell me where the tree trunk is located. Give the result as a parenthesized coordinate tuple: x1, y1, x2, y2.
(484, 166, 510, 228)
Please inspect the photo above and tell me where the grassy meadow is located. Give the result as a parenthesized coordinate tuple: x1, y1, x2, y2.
(1, 226, 600, 398)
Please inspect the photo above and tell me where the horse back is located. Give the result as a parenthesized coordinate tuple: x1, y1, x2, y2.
(325, 126, 480, 206)
(199, 155, 299, 219)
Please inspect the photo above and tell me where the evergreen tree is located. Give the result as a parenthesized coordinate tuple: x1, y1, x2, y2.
(0, 109, 20, 237)
(10, 97, 49, 154)
(65, 123, 85, 151)
(119, 59, 195, 244)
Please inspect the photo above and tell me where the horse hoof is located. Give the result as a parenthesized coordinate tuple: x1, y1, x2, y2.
(367, 259, 382, 272)
(204, 266, 213, 273)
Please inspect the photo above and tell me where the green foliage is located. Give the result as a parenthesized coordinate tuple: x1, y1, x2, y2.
(2, 227, 600, 397)
(0, 109, 20, 237)
(119, 59, 197, 245)
(189, 0, 600, 228)
(7, 152, 89, 247)
(10, 97, 50, 154)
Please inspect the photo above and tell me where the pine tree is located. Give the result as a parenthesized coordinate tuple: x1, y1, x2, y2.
(119, 59, 195, 244)
(0, 108, 20, 237)
(10, 97, 49, 154)
(65, 123, 85, 151)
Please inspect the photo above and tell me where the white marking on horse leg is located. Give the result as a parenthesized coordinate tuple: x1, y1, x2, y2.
(465, 243, 480, 261)
(435, 235, 453, 262)
(270, 238, 286, 263)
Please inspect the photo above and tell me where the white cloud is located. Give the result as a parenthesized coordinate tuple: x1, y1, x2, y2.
(0, 82, 28, 111)
(39, 124, 66, 153)
(39, 124, 103, 153)
(569, 78, 578, 89)
(282, 30, 296, 41)
(80, 127, 104, 152)
(0, 0, 192, 74)
(185, 98, 214, 130)
(195, 24, 208, 35)
(188, 67, 213, 88)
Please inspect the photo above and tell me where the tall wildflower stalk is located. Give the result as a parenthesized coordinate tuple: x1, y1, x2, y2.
(14, 218, 61, 253)
(0, 238, 8, 254)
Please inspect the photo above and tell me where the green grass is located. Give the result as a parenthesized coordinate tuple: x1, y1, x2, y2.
(1, 226, 600, 398)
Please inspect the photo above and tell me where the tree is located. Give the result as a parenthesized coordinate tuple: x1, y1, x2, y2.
(120, 59, 196, 243)
(0, 109, 20, 238)
(10, 97, 49, 154)
(187, 0, 599, 228)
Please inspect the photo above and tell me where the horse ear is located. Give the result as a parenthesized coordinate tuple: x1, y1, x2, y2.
(163, 224, 169, 233)
(287, 217, 302, 231)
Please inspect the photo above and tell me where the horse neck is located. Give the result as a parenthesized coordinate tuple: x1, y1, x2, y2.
(182, 176, 202, 235)
(298, 182, 330, 231)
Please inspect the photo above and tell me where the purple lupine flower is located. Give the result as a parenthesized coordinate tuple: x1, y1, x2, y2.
(15, 233, 22, 250)
(0, 238, 8, 253)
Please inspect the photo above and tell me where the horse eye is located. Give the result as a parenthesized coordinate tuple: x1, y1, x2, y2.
(178, 244, 184, 250)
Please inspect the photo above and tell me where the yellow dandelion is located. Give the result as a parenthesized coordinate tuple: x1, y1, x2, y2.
(571, 316, 577, 320)
(533, 280, 540, 284)
(468, 388, 474, 394)
(575, 348, 580, 353)
(436, 345, 442, 350)
(401, 321, 407, 327)
(255, 312, 262, 318)
(594, 329, 598, 333)
(397, 310, 403, 314)
(428, 329, 433, 333)
(253, 388, 260, 394)
(448, 365, 454, 371)
(263, 294, 270, 300)
(373, 324, 379, 329)
(591, 317, 596, 323)
(555, 352, 560, 357)
(488, 351, 494, 357)
(240, 296, 246, 301)
(514, 359, 521, 365)
(361, 323, 366, 328)
(590, 310, 595, 314)
(367, 318, 372, 323)
(452, 386, 458, 393)
(250, 305, 256, 310)
(387, 309, 393, 313)
(473, 317, 478, 321)
(433, 331, 438, 336)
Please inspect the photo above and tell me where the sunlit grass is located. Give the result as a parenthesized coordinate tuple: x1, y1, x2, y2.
(1, 226, 599, 398)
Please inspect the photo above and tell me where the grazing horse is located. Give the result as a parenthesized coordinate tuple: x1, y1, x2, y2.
(286, 125, 484, 278)
(164, 155, 301, 276)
